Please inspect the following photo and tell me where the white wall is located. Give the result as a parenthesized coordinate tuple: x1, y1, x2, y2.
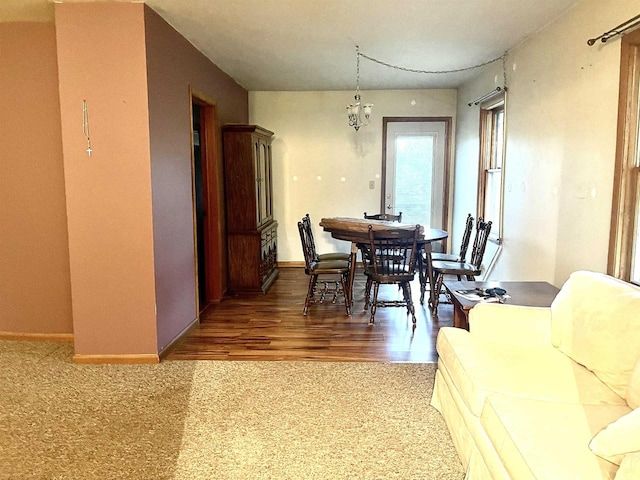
(250, 89, 457, 262)
(454, 0, 640, 286)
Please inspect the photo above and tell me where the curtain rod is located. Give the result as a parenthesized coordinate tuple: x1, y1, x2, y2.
(468, 87, 506, 107)
(587, 13, 640, 46)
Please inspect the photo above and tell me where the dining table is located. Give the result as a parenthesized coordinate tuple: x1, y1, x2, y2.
(319, 217, 448, 308)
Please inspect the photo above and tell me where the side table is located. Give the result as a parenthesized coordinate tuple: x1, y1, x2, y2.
(444, 281, 560, 330)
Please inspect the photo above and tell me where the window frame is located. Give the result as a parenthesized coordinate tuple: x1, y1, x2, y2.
(608, 29, 640, 286)
(477, 93, 506, 243)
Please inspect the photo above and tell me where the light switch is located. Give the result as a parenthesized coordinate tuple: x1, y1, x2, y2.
(369, 180, 375, 189)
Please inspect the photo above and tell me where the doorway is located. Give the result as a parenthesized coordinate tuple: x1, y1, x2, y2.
(190, 88, 224, 313)
(382, 117, 452, 251)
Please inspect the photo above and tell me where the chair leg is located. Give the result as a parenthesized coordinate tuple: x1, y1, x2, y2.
(418, 254, 427, 304)
(403, 282, 416, 324)
(401, 282, 411, 313)
(431, 273, 445, 315)
(363, 276, 373, 311)
(340, 273, 351, 317)
(303, 274, 317, 315)
(369, 282, 380, 325)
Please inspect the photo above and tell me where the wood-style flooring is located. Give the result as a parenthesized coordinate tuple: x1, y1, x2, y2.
(167, 267, 453, 362)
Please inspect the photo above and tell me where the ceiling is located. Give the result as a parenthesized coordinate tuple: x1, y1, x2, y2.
(3, 0, 579, 91)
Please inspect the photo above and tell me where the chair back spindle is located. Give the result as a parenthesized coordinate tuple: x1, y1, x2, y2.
(297, 221, 316, 271)
(469, 218, 493, 268)
(367, 225, 419, 278)
(301, 214, 319, 262)
(457, 213, 475, 262)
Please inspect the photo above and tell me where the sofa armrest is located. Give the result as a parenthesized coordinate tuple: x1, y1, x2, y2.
(469, 303, 552, 347)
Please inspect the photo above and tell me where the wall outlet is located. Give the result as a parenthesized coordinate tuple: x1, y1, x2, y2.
(369, 180, 375, 189)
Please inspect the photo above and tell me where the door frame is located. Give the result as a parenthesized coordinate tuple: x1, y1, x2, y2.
(189, 86, 224, 312)
(381, 117, 453, 243)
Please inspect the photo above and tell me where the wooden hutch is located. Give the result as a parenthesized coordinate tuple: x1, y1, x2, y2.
(222, 125, 278, 294)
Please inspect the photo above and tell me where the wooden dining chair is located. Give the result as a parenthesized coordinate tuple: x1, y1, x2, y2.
(429, 219, 492, 314)
(419, 213, 474, 303)
(298, 221, 351, 316)
(433, 213, 474, 263)
(364, 211, 403, 223)
(363, 224, 421, 326)
(302, 214, 350, 262)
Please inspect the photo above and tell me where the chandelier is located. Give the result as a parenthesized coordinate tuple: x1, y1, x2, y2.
(346, 45, 373, 131)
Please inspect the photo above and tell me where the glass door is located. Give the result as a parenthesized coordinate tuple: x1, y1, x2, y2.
(384, 121, 447, 232)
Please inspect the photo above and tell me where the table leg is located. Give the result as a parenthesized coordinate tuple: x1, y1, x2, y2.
(347, 242, 358, 307)
(452, 303, 469, 329)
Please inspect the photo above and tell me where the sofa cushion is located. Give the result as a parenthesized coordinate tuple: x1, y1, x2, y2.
(436, 327, 626, 417)
(615, 452, 640, 480)
(482, 395, 629, 480)
(628, 358, 640, 409)
(551, 271, 640, 398)
(589, 408, 640, 465)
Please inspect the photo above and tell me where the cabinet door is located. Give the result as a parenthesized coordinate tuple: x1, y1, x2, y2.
(264, 142, 273, 221)
(255, 138, 269, 226)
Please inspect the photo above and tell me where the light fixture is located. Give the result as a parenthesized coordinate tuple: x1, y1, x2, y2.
(346, 45, 373, 131)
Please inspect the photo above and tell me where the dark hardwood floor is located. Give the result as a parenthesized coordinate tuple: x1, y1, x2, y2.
(167, 267, 453, 362)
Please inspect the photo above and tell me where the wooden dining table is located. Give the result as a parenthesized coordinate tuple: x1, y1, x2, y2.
(319, 217, 448, 307)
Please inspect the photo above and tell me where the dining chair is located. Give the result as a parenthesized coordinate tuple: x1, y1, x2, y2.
(429, 219, 492, 314)
(363, 224, 421, 325)
(298, 221, 351, 316)
(419, 213, 474, 303)
(433, 213, 474, 263)
(302, 214, 350, 262)
(363, 212, 403, 222)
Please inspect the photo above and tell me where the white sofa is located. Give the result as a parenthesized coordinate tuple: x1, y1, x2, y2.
(431, 271, 640, 479)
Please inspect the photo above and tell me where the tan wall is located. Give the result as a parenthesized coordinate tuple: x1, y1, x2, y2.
(55, 3, 157, 355)
(453, 0, 640, 286)
(249, 90, 457, 261)
(0, 23, 72, 334)
(143, 6, 248, 352)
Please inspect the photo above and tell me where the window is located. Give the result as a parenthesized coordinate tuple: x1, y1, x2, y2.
(477, 94, 506, 242)
(609, 29, 640, 286)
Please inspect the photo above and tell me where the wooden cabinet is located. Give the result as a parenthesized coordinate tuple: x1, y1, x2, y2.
(222, 125, 278, 294)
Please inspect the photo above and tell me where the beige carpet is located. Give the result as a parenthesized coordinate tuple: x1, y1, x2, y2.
(0, 340, 463, 479)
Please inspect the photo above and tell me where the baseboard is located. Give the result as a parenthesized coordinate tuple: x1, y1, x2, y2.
(277, 261, 365, 269)
(0, 331, 74, 342)
(278, 261, 304, 268)
(158, 316, 200, 361)
(73, 353, 160, 364)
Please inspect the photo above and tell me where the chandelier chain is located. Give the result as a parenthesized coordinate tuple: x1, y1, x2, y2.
(355, 45, 361, 95)
(347, 46, 509, 131)
(358, 49, 508, 76)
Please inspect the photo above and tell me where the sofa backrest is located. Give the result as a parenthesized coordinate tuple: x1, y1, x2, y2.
(551, 270, 640, 400)
(629, 358, 640, 409)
